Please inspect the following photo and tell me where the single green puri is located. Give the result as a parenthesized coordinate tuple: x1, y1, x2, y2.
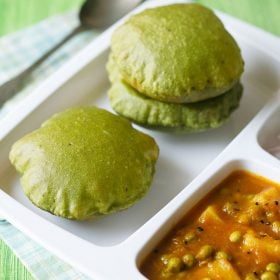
(111, 3, 244, 103)
(108, 77, 242, 132)
(9, 107, 159, 220)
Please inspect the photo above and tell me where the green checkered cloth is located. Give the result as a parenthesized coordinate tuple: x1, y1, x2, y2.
(0, 10, 98, 119)
(0, 10, 98, 280)
(0, 235, 33, 279)
(0, 221, 89, 280)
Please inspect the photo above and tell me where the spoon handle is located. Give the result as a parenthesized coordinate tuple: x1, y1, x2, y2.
(0, 24, 85, 106)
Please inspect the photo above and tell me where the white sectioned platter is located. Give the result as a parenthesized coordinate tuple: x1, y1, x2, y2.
(0, 0, 280, 279)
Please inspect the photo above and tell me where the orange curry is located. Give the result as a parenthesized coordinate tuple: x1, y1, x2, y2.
(141, 171, 280, 280)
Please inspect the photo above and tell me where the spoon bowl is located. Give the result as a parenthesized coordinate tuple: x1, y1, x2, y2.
(80, 0, 143, 28)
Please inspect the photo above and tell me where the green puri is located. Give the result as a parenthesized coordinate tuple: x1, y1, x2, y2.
(111, 3, 244, 103)
(9, 107, 159, 220)
(108, 76, 242, 132)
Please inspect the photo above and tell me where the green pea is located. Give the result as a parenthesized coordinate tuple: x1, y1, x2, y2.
(166, 257, 184, 273)
(272, 221, 280, 234)
(160, 254, 170, 265)
(184, 232, 197, 244)
(196, 245, 214, 261)
(182, 254, 195, 268)
(229, 231, 242, 243)
(260, 271, 277, 280)
(245, 273, 258, 280)
(266, 262, 280, 273)
(161, 270, 172, 279)
(215, 251, 231, 261)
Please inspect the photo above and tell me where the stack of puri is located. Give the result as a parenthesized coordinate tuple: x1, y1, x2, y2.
(107, 4, 244, 132)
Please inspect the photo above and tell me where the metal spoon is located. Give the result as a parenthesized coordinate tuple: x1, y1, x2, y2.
(0, 0, 142, 106)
